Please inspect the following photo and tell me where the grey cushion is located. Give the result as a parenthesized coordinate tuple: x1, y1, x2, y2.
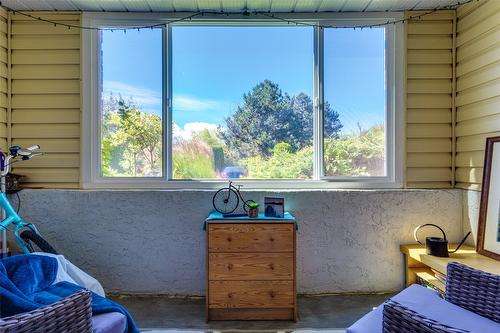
(92, 312, 127, 333)
(347, 284, 500, 333)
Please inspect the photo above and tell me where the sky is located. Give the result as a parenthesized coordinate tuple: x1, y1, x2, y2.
(101, 26, 385, 135)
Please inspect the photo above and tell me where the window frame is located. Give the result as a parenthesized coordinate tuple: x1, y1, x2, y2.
(82, 12, 404, 189)
(318, 21, 399, 182)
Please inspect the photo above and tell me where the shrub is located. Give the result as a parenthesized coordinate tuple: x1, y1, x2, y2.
(323, 125, 385, 176)
(243, 144, 313, 179)
(243, 125, 384, 179)
(173, 139, 216, 179)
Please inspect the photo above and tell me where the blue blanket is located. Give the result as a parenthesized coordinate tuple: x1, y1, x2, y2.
(0, 254, 139, 333)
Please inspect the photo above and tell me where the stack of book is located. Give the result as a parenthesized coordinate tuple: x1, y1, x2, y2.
(432, 269, 447, 285)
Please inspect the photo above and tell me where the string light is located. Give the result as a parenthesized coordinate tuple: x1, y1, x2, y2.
(0, 0, 477, 32)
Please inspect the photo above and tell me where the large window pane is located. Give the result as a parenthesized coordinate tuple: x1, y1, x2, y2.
(100, 29, 163, 177)
(323, 28, 386, 177)
(172, 26, 314, 179)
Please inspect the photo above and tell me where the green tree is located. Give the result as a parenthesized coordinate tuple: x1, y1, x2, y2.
(101, 96, 162, 177)
(194, 128, 223, 148)
(116, 100, 162, 175)
(219, 80, 342, 160)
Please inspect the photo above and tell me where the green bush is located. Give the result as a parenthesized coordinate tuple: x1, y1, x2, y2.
(173, 139, 216, 179)
(323, 125, 385, 176)
(243, 143, 313, 179)
(243, 125, 384, 179)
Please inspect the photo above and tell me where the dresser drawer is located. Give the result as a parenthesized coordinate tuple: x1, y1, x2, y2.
(208, 224, 294, 252)
(209, 253, 293, 280)
(208, 281, 294, 309)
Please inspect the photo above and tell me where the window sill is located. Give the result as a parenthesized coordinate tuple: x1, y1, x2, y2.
(82, 179, 403, 190)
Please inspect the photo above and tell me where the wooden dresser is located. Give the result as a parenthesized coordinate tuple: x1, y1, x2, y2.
(205, 213, 297, 321)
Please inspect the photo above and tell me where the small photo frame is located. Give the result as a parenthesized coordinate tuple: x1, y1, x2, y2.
(264, 197, 284, 218)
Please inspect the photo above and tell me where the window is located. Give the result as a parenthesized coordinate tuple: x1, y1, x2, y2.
(83, 14, 403, 188)
(100, 29, 163, 177)
(172, 26, 314, 179)
(323, 27, 386, 177)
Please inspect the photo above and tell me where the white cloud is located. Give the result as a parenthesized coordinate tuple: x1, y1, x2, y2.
(103, 81, 232, 114)
(173, 122, 218, 141)
(103, 81, 161, 108)
(173, 95, 229, 112)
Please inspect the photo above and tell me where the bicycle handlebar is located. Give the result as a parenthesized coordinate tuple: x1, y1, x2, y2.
(22, 152, 43, 160)
(25, 145, 40, 152)
(1, 144, 42, 175)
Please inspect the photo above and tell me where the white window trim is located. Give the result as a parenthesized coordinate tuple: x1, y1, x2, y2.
(82, 12, 405, 190)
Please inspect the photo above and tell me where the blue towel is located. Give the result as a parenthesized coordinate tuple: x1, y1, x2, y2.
(0, 254, 139, 333)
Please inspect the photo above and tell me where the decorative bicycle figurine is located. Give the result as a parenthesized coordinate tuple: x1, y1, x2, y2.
(212, 180, 256, 215)
(0, 145, 58, 254)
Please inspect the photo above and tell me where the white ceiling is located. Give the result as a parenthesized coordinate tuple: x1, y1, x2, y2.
(2, 0, 462, 13)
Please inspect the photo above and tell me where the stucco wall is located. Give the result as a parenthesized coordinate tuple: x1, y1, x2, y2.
(12, 189, 464, 295)
(462, 189, 481, 246)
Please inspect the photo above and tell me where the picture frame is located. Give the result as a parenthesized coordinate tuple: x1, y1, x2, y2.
(477, 136, 500, 261)
(264, 197, 284, 218)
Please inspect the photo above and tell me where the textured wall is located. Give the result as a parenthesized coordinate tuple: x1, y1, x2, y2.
(462, 189, 481, 246)
(13, 189, 463, 295)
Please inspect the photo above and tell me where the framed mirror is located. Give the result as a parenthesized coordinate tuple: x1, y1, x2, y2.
(477, 136, 500, 260)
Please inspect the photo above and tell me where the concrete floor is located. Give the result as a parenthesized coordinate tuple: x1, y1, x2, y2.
(109, 293, 394, 330)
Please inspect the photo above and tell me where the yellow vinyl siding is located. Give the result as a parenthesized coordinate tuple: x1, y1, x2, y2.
(4, 10, 457, 189)
(12, 64, 80, 79)
(455, 0, 500, 190)
(406, 11, 454, 188)
(0, 8, 493, 189)
(10, 13, 80, 188)
(0, 8, 7, 151)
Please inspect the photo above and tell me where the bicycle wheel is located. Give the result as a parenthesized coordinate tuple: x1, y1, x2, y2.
(242, 199, 256, 213)
(213, 188, 239, 214)
(20, 229, 58, 254)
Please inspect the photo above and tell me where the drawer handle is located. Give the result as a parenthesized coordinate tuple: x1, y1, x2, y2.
(227, 263, 233, 270)
(227, 237, 232, 242)
(269, 263, 275, 270)
(227, 292, 233, 298)
(269, 291, 276, 298)
(269, 237, 275, 242)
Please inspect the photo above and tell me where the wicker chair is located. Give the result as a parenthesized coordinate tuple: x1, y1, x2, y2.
(381, 262, 500, 333)
(445, 261, 500, 323)
(383, 300, 469, 333)
(0, 290, 92, 333)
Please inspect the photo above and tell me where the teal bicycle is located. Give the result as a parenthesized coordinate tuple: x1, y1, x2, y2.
(0, 145, 57, 255)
